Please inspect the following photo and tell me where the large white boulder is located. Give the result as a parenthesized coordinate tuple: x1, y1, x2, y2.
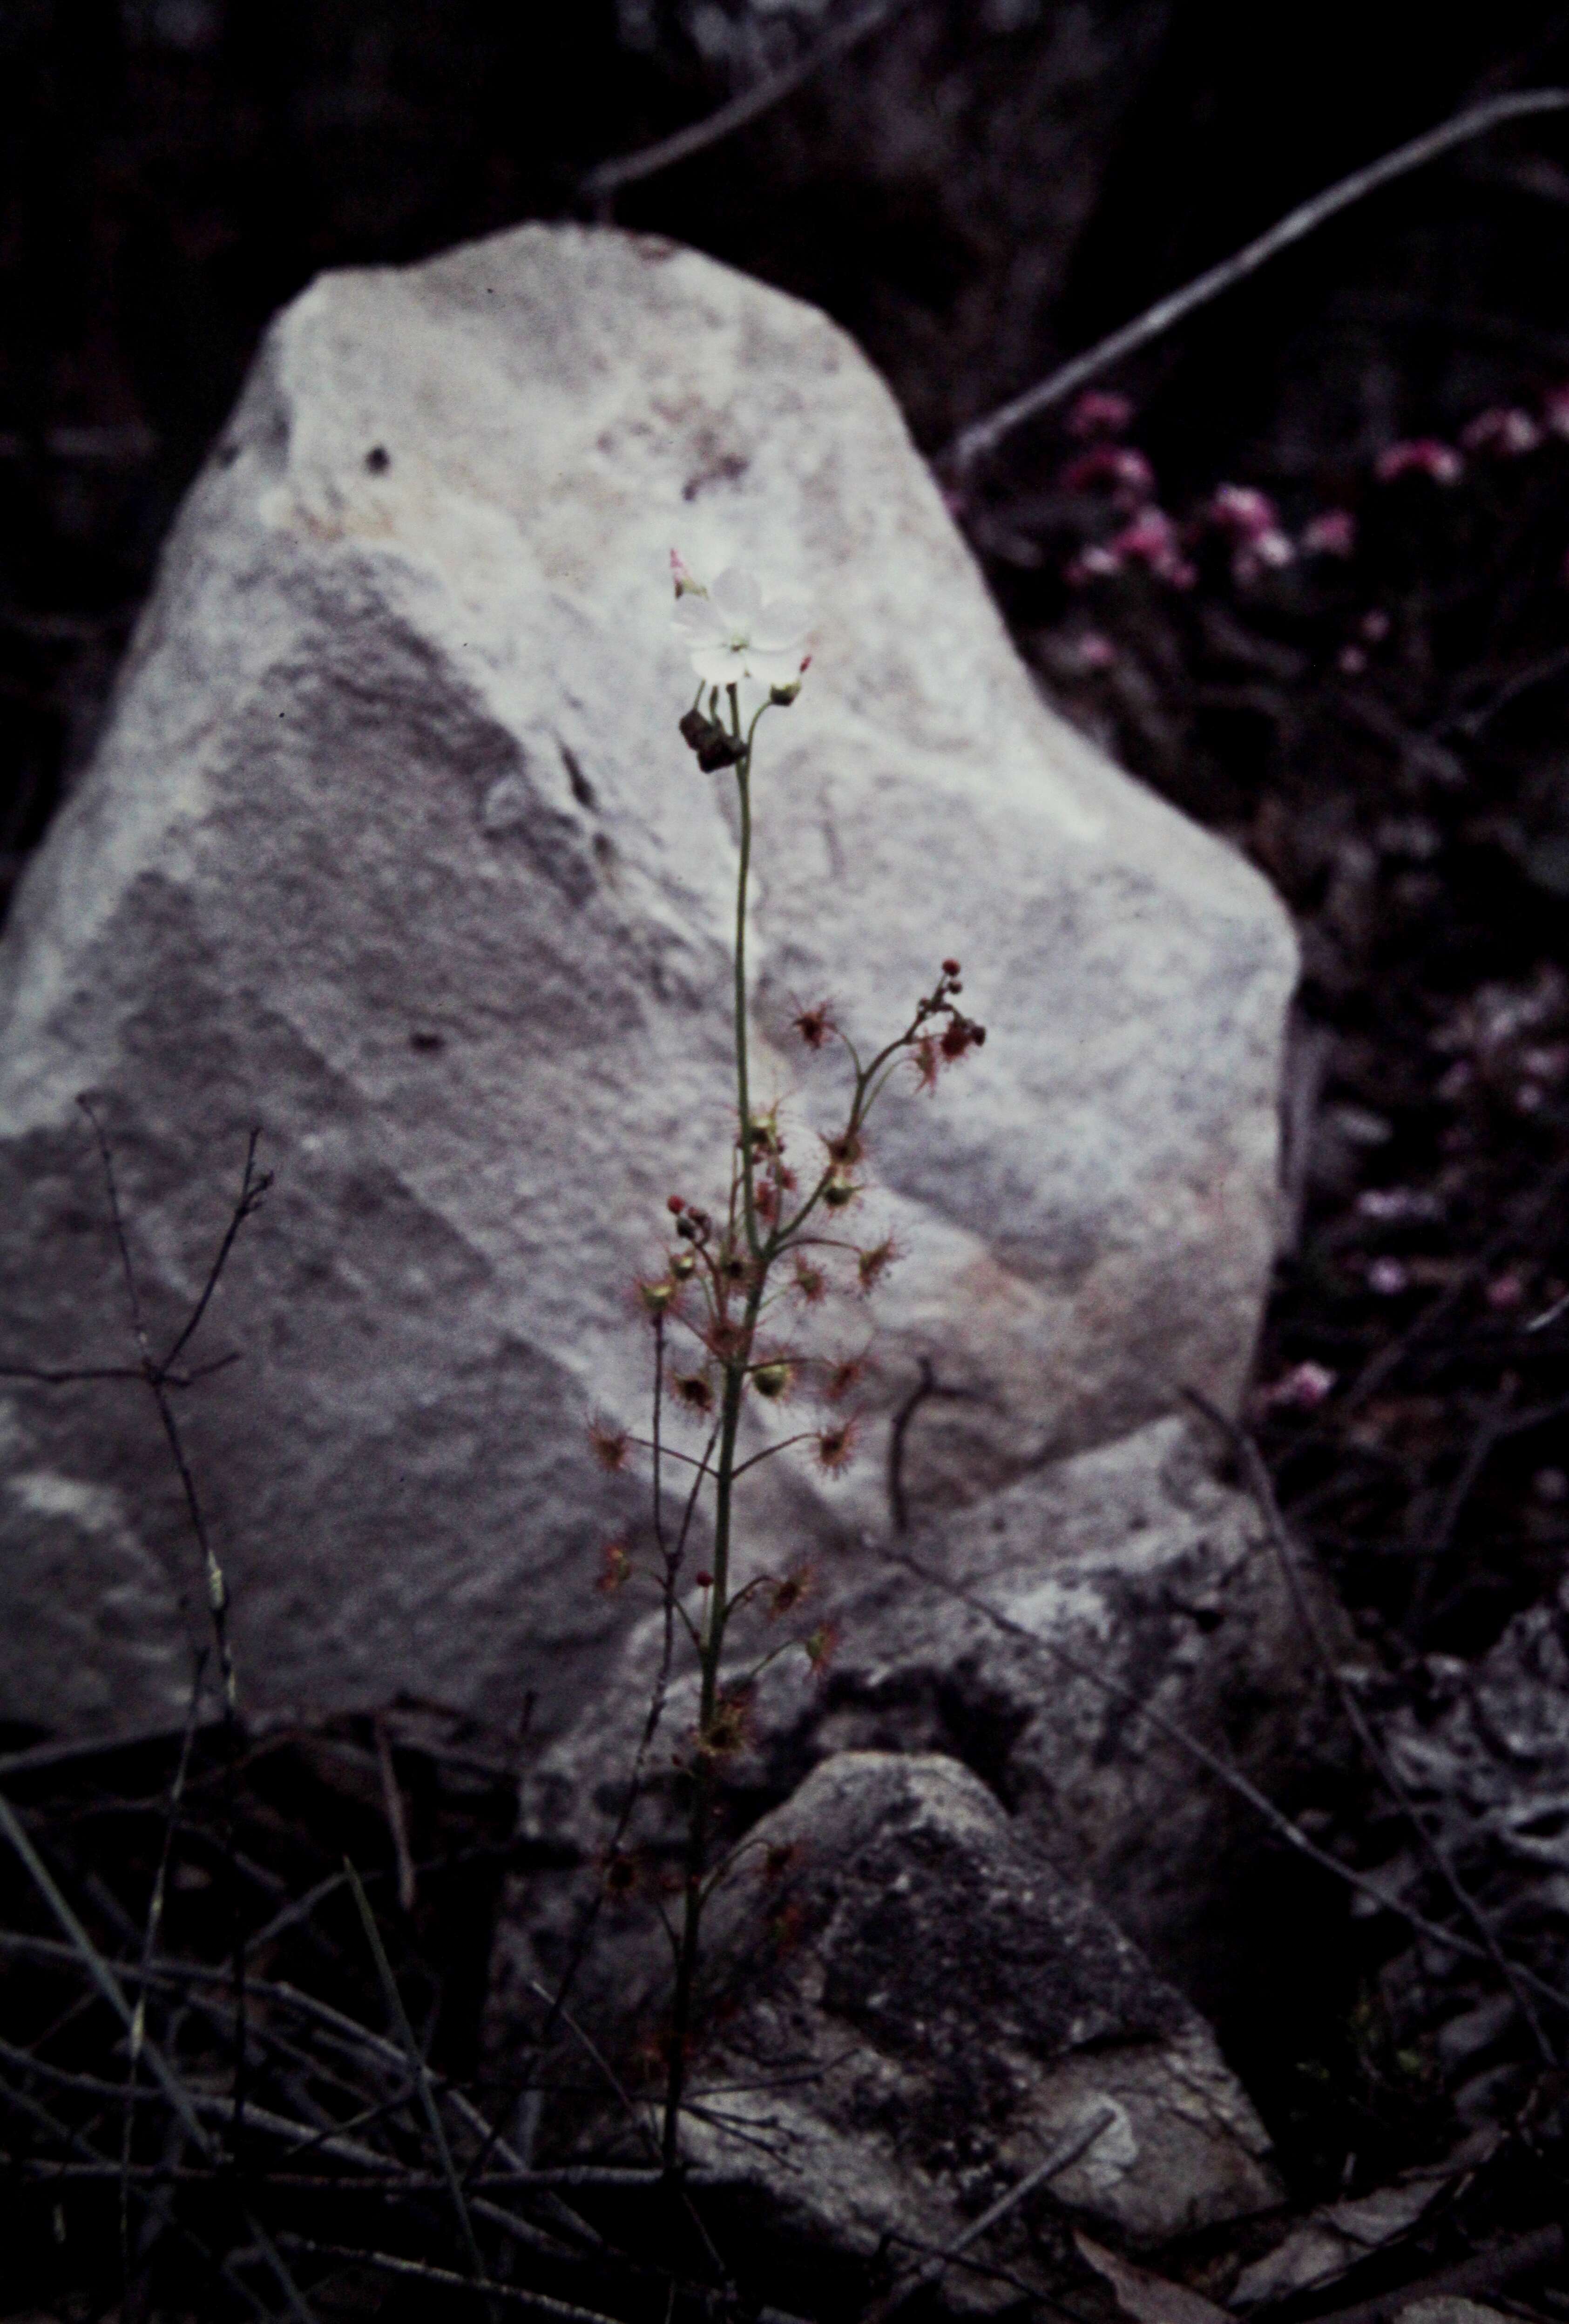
(0, 224, 1295, 1739)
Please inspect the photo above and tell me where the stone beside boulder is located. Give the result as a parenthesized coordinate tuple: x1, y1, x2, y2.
(0, 220, 1295, 1739)
(512, 1416, 1337, 2017)
(529, 1753, 1278, 2317)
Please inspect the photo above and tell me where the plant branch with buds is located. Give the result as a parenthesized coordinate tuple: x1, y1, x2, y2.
(588, 555, 985, 2172)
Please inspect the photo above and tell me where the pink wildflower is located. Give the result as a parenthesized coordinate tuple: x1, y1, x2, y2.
(1485, 1272, 1525, 1312)
(1059, 445, 1155, 502)
(1110, 507, 1187, 580)
(1461, 407, 1541, 457)
(1375, 439, 1462, 486)
(1543, 383, 1569, 439)
(1367, 1257, 1410, 1297)
(1303, 508, 1357, 557)
(1065, 542, 1123, 586)
(1073, 630, 1118, 672)
(1357, 1186, 1442, 1224)
(1338, 644, 1367, 676)
(1232, 530, 1295, 586)
(1209, 483, 1280, 541)
(1259, 1360, 1337, 1412)
(1067, 389, 1134, 439)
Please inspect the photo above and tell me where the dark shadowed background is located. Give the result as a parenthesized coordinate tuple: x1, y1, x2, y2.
(7, 1, 1569, 895)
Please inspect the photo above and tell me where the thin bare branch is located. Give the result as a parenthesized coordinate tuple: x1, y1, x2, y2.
(162, 1128, 271, 1370)
(946, 88, 1569, 482)
(372, 1717, 417, 1916)
(277, 2234, 628, 2323)
(579, 0, 913, 202)
(865, 2104, 1118, 2324)
(345, 1858, 491, 2307)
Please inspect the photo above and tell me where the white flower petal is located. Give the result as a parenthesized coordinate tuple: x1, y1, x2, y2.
(691, 643, 748, 687)
(711, 567, 763, 623)
(740, 645, 805, 686)
(752, 597, 811, 652)
(672, 595, 727, 644)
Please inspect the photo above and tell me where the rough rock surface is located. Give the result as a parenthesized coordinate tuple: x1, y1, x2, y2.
(0, 221, 1295, 1737)
(1363, 1576, 1569, 2116)
(506, 1417, 1336, 2017)
(538, 1754, 1278, 2316)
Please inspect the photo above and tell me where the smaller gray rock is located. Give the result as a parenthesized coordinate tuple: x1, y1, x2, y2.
(515, 1417, 1340, 2016)
(632, 1755, 1276, 2313)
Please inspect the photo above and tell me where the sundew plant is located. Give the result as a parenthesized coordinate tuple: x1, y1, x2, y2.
(589, 555, 987, 2168)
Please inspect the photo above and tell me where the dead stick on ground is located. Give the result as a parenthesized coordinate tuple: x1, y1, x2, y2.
(345, 1859, 492, 2311)
(1304, 2222, 1566, 2324)
(944, 88, 1569, 484)
(277, 2235, 629, 2324)
(372, 1717, 417, 1915)
(863, 2103, 1118, 2324)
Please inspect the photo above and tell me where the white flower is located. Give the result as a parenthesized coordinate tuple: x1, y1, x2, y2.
(671, 563, 811, 691)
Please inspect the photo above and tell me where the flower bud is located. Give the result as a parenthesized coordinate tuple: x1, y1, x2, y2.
(697, 730, 746, 772)
(753, 1360, 794, 1401)
(822, 1174, 858, 1209)
(670, 1252, 697, 1281)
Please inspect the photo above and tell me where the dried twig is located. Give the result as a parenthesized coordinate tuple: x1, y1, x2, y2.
(122, 1657, 208, 2283)
(1, 1106, 271, 1717)
(579, 0, 913, 203)
(372, 1716, 417, 1916)
(1303, 2222, 1565, 2324)
(944, 88, 1569, 483)
(0, 1788, 317, 2320)
(864, 2104, 1118, 2324)
(345, 1858, 492, 2308)
(278, 2234, 629, 2322)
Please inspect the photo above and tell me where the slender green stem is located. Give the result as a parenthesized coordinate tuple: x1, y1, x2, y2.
(663, 685, 776, 2167)
(731, 756, 761, 1258)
